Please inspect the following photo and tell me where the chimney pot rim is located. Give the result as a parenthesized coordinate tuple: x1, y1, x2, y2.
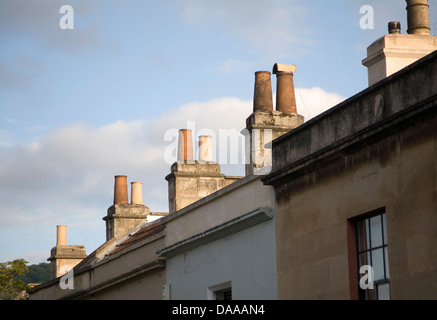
(275, 71, 295, 76)
(388, 21, 402, 34)
(273, 63, 297, 74)
(255, 71, 271, 76)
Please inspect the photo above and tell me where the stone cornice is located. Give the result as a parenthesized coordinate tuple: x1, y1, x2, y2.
(157, 207, 273, 259)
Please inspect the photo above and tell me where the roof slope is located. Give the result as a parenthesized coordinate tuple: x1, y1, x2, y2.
(109, 221, 165, 256)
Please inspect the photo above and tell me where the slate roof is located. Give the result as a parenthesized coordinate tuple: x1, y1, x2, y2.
(109, 221, 165, 256)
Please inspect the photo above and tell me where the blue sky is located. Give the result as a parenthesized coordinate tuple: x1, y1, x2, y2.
(1, 0, 435, 265)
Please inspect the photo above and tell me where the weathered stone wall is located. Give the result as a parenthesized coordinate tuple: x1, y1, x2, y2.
(264, 51, 437, 299)
(166, 161, 241, 214)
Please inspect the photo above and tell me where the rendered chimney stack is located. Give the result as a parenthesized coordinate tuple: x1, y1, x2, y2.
(406, 0, 430, 35)
(273, 64, 298, 114)
(56, 225, 67, 246)
(253, 71, 274, 113)
(177, 129, 194, 162)
(113, 175, 129, 205)
(131, 182, 143, 205)
(363, 0, 436, 86)
(198, 135, 213, 162)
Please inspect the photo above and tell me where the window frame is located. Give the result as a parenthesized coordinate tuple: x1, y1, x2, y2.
(348, 208, 390, 300)
(207, 281, 232, 300)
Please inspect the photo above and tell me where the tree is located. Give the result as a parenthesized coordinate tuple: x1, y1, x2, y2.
(0, 259, 31, 300)
(17, 262, 50, 284)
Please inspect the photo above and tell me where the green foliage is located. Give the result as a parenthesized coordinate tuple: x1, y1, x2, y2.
(17, 262, 51, 284)
(0, 259, 31, 300)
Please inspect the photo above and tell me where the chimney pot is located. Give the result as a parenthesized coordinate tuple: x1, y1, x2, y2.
(131, 182, 143, 205)
(114, 175, 129, 205)
(177, 129, 194, 162)
(273, 63, 297, 74)
(56, 225, 67, 246)
(199, 136, 213, 162)
(273, 63, 298, 114)
(388, 21, 401, 34)
(406, 0, 430, 35)
(253, 71, 274, 113)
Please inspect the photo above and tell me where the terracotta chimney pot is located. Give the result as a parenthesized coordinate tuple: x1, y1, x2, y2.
(177, 129, 194, 162)
(114, 175, 128, 205)
(199, 136, 213, 162)
(131, 182, 143, 205)
(253, 71, 274, 113)
(56, 225, 67, 246)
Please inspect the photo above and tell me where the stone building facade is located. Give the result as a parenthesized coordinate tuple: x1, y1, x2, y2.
(29, 0, 437, 300)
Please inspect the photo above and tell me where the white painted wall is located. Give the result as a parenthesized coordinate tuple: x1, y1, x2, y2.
(165, 218, 277, 300)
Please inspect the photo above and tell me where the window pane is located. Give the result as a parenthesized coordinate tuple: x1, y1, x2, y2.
(372, 248, 385, 281)
(377, 283, 390, 300)
(382, 214, 387, 245)
(384, 247, 390, 279)
(359, 252, 370, 268)
(357, 220, 369, 251)
(370, 215, 383, 248)
(365, 288, 377, 300)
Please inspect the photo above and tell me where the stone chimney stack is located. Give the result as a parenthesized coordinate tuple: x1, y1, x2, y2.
(362, 0, 437, 86)
(166, 132, 240, 214)
(244, 66, 304, 176)
(103, 176, 149, 241)
(406, 0, 430, 35)
(48, 225, 86, 280)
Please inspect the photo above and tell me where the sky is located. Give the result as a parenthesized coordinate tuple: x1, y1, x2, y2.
(1, 0, 436, 265)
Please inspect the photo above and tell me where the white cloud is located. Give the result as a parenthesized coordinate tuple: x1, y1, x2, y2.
(295, 87, 346, 121)
(0, 87, 343, 263)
